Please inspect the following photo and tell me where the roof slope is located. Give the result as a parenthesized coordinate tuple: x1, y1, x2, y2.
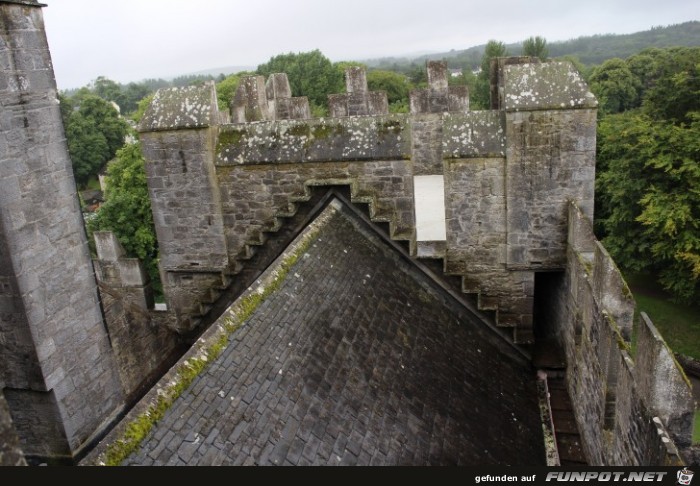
(119, 198, 545, 466)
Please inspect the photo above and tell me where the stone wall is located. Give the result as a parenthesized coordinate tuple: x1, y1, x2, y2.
(547, 202, 693, 465)
(2, 2, 693, 466)
(0, 1, 124, 460)
(0, 393, 25, 466)
(93, 232, 183, 400)
(137, 59, 598, 345)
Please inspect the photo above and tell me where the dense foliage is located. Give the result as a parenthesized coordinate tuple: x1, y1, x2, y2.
(256, 50, 344, 113)
(593, 47, 700, 302)
(60, 92, 128, 186)
(471, 40, 508, 109)
(87, 142, 161, 296)
(522, 36, 549, 60)
(366, 69, 412, 112)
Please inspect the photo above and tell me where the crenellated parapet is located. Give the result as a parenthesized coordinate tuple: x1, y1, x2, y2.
(544, 202, 694, 465)
(328, 66, 389, 117)
(5, 0, 693, 466)
(136, 60, 599, 346)
(410, 60, 469, 114)
(231, 73, 310, 123)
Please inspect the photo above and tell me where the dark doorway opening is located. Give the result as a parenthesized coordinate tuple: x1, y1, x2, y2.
(532, 270, 566, 369)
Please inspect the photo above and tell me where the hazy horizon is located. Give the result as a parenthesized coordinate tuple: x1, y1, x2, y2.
(41, 0, 698, 90)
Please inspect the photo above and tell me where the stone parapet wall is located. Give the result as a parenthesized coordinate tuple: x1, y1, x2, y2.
(217, 115, 410, 165)
(0, 393, 26, 466)
(137, 59, 598, 345)
(218, 160, 416, 265)
(505, 108, 597, 269)
(329, 66, 389, 117)
(550, 202, 693, 465)
(92, 231, 183, 396)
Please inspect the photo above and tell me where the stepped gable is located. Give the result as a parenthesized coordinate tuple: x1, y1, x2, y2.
(85, 197, 544, 466)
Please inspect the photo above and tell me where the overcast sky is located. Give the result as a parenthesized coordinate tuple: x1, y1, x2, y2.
(42, 0, 697, 90)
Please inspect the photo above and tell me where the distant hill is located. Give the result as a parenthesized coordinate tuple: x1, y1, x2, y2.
(178, 65, 256, 79)
(364, 21, 700, 70)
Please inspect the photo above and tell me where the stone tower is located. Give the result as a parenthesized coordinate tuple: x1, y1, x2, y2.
(0, 0, 124, 461)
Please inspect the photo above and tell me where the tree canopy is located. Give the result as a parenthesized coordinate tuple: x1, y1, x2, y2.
(588, 58, 642, 115)
(471, 40, 509, 109)
(596, 111, 700, 302)
(87, 142, 161, 297)
(594, 46, 700, 302)
(256, 50, 344, 112)
(60, 93, 128, 187)
(522, 36, 549, 60)
(366, 69, 412, 113)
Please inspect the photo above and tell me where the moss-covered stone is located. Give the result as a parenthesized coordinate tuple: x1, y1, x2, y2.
(95, 204, 333, 466)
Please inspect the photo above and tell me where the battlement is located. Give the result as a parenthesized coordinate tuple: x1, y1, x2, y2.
(137, 58, 597, 341)
(141, 59, 595, 133)
(10, 3, 689, 464)
(553, 202, 694, 465)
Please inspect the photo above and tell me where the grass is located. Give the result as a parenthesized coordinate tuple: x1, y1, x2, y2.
(624, 273, 700, 445)
(625, 273, 700, 360)
(84, 176, 102, 191)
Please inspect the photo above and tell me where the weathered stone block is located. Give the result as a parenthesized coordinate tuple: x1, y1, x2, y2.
(635, 313, 695, 447)
(266, 73, 292, 99)
(216, 116, 410, 165)
(345, 66, 367, 93)
(502, 61, 597, 112)
(426, 61, 448, 92)
(442, 111, 504, 158)
(139, 82, 219, 131)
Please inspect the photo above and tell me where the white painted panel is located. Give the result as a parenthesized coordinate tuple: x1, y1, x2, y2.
(414, 175, 447, 241)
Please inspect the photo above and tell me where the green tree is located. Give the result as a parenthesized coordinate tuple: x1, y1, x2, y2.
(256, 50, 343, 112)
(87, 142, 161, 296)
(588, 58, 642, 115)
(480, 41, 508, 78)
(92, 76, 125, 110)
(596, 111, 700, 303)
(367, 69, 412, 112)
(215, 73, 244, 111)
(406, 62, 427, 87)
(122, 82, 153, 115)
(472, 40, 508, 109)
(131, 93, 154, 124)
(522, 36, 549, 60)
(64, 111, 110, 185)
(61, 93, 128, 186)
(639, 47, 700, 124)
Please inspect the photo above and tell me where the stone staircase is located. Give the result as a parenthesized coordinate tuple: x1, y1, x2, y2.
(181, 178, 527, 347)
(533, 340, 587, 466)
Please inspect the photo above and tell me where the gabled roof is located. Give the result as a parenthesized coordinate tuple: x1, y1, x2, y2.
(103, 197, 545, 465)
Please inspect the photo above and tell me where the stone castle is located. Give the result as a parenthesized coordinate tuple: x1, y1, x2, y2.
(0, 0, 696, 466)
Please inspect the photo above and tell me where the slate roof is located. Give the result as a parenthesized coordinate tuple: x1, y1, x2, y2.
(117, 198, 545, 466)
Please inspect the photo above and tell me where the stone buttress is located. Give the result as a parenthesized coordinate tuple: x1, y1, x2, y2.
(0, 0, 124, 461)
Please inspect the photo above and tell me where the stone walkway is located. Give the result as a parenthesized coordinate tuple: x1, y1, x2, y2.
(121, 200, 545, 465)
